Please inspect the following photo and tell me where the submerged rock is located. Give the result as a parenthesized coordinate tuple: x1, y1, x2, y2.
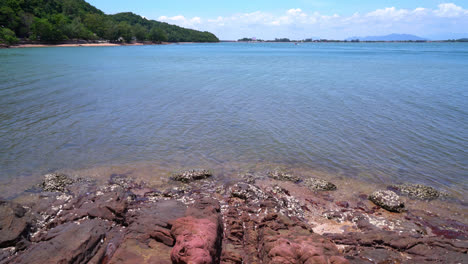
(41, 173, 75, 192)
(267, 169, 300, 183)
(389, 183, 441, 200)
(171, 169, 212, 183)
(369, 190, 405, 213)
(304, 177, 337, 191)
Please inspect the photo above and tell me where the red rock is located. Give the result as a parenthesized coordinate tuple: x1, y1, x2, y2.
(335, 201, 349, 208)
(171, 198, 223, 264)
(0, 201, 31, 248)
(10, 219, 111, 264)
(258, 214, 349, 264)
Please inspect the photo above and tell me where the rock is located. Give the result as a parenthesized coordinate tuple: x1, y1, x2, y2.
(335, 201, 349, 208)
(258, 213, 349, 264)
(0, 201, 31, 248)
(267, 169, 300, 183)
(51, 186, 128, 225)
(304, 177, 337, 191)
(389, 183, 441, 200)
(126, 200, 187, 246)
(109, 174, 139, 189)
(369, 190, 405, 213)
(3, 171, 467, 264)
(230, 183, 267, 201)
(11, 219, 111, 264)
(325, 230, 468, 263)
(172, 169, 212, 182)
(240, 173, 257, 184)
(171, 198, 223, 264)
(41, 173, 75, 192)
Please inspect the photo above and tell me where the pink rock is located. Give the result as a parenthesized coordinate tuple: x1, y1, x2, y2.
(171, 198, 222, 264)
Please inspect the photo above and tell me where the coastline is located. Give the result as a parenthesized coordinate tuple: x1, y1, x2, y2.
(0, 163, 466, 263)
(6, 42, 172, 48)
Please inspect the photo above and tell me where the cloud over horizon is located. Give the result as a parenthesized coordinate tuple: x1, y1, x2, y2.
(156, 3, 468, 40)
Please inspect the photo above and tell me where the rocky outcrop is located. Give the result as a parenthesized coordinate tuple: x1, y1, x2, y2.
(171, 198, 223, 264)
(304, 177, 337, 191)
(258, 213, 349, 264)
(389, 183, 441, 200)
(10, 219, 111, 264)
(0, 171, 467, 264)
(41, 173, 75, 192)
(326, 230, 468, 263)
(172, 169, 212, 182)
(267, 169, 300, 183)
(368, 190, 405, 212)
(0, 201, 31, 248)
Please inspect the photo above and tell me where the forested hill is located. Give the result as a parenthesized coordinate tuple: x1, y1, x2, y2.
(0, 0, 219, 44)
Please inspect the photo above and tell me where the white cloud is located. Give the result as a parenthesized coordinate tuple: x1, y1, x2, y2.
(366, 7, 409, 20)
(155, 3, 468, 40)
(434, 3, 468, 17)
(287, 8, 303, 16)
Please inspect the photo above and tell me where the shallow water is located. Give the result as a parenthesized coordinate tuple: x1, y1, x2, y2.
(0, 43, 467, 197)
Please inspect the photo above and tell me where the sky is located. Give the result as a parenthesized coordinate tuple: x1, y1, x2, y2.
(86, 0, 468, 40)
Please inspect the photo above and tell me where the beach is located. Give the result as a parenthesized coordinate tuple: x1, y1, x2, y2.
(7, 42, 172, 48)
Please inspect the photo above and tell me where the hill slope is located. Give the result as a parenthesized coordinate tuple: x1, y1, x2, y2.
(0, 0, 218, 43)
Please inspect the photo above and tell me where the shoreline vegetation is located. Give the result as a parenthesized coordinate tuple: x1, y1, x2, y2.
(0, 0, 219, 47)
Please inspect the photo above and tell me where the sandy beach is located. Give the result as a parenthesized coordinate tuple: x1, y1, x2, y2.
(8, 42, 171, 48)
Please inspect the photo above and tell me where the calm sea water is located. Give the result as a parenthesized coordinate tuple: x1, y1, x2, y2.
(0, 43, 467, 194)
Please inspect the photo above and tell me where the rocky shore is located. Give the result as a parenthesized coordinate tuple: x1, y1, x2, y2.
(0, 169, 466, 263)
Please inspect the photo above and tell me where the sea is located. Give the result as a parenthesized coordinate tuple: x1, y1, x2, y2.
(0, 42, 467, 199)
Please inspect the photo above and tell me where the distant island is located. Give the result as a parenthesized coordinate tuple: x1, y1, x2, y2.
(0, 0, 219, 46)
(235, 35, 468, 43)
(345, 34, 427, 42)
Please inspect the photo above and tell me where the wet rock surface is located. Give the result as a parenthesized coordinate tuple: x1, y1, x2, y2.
(41, 173, 76, 192)
(369, 190, 405, 212)
(304, 177, 337, 191)
(267, 169, 300, 183)
(171, 169, 212, 183)
(0, 171, 466, 264)
(389, 183, 441, 200)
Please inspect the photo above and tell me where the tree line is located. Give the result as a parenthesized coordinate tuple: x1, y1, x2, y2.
(0, 0, 219, 45)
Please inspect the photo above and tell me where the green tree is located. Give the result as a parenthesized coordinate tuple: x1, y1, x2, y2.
(84, 13, 108, 38)
(0, 27, 18, 44)
(17, 11, 34, 38)
(32, 17, 55, 41)
(117, 21, 132, 42)
(48, 13, 68, 40)
(64, 18, 93, 39)
(148, 27, 167, 42)
(132, 24, 146, 41)
(0, 6, 18, 29)
(0, 0, 219, 43)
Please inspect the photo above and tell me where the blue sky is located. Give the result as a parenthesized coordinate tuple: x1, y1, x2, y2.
(87, 0, 468, 40)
